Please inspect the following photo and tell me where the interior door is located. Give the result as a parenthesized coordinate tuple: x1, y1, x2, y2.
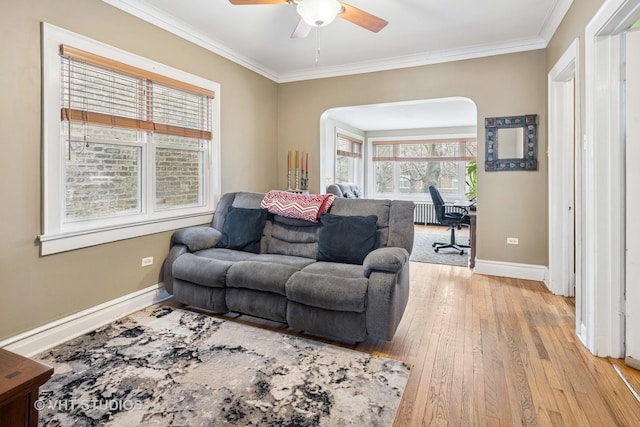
(625, 28, 640, 370)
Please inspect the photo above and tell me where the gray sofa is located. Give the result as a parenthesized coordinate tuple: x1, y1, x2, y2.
(163, 191, 414, 342)
(326, 183, 363, 198)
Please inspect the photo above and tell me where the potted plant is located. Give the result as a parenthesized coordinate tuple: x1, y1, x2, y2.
(465, 160, 477, 200)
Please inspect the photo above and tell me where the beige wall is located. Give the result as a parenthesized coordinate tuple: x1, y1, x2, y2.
(0, 0, 278, 340)
(0, 0, 606, 342)
(546, 0, 605, 69)
(278, 51, 548, 266)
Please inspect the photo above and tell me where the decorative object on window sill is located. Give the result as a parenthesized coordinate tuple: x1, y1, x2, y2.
(287, 150, 309, 192)
(485, 114, 538, 171)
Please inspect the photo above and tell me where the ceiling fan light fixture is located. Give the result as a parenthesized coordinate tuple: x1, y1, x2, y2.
(296, 0, 342, 27)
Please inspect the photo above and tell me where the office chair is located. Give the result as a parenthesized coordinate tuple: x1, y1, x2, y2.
(428, 185, 470, 255)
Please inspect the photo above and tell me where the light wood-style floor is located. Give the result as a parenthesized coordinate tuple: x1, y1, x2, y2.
(169, 262, 640, 426)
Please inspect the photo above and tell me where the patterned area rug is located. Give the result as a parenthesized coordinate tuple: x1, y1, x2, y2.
(36, 306, 410, 426)
(410, 229, 470, 267)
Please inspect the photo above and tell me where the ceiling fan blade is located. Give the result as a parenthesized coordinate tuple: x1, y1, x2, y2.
(291, 19, 313, 38)
(339, 3, 388, 33)
(229, 0, 288, 4)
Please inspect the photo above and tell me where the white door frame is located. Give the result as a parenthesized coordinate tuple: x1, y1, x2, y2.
(548, 39, 580, 300)
(625, 28, 640, 370)
(584, 0, 640, 357)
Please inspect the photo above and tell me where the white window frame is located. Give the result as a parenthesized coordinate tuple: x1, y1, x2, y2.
(334, 128, 363, 187)
(40, 23, 221, 255)
(367, 133, 476, 202)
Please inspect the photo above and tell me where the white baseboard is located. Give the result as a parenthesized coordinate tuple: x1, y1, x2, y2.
(473, 259, 547, 281)
(0, 283, 171, 357)
(626, 356, 640, 372)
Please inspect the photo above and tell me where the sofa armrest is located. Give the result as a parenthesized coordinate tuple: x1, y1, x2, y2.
(363, 247, 409, 278)
(171, 226, 221, 252)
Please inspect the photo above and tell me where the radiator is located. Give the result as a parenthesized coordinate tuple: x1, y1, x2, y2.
(413, 202, 459, 225)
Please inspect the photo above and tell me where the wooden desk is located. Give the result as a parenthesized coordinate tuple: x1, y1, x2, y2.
(450, 201, 477, 269)
(0, 349, 54, 427)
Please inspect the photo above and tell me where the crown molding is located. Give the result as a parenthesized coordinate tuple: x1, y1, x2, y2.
(276, 37, 547, 83)
(101, 0, 565, 83)
(539, 0, 575, 43)
(100, 0, 280, 82)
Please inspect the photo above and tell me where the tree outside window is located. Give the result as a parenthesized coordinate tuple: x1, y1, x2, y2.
(372, 138, 476, 200)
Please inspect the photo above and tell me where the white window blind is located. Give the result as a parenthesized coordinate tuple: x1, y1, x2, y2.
(372, 138, 476, 162)
(60, 45, 213, 141)
(336, 133, 363, 158)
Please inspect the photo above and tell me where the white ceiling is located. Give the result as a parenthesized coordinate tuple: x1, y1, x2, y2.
(102, 0, 573, 83)
(325, 97, 477, 131)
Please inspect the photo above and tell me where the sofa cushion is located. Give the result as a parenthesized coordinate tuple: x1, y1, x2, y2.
(285, 271, 368, 312)
(317, 213, 378, 264)
(330, 198, 391, 249)
(267, 215, 319, 259)
(301, 261, 365, 279)
(172, 253, 234, 288)
(194, 248, 258, 263)
(226, 261, 299, 296)
(215, 206, 267, 253)
(249, 253, 316, 269)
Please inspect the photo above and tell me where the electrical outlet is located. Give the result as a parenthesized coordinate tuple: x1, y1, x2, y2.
(141, 256, 154, 267)
(506, 237, 519, 245)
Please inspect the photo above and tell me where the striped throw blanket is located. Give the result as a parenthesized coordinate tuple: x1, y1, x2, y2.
(261, 190, 335, 222)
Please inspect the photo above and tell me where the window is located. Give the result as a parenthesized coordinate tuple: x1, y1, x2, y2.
(335, 131, 363, 185)
(41, 24, 220, 255)
(371, 137, 476, 200)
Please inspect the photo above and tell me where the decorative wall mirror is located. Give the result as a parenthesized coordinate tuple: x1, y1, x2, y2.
(485, 114, 538, 171)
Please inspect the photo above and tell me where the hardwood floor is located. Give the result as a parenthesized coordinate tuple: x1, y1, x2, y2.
(168, 262, 640, 426)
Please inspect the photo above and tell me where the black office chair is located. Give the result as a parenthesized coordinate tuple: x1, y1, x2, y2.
(428, 185, 470, 255)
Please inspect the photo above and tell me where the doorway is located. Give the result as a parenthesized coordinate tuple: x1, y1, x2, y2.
(583, 0, 640, 358)
(320, 98, 478, 268)
(624, 25, 640, 370)
(548, 40, 580, 328)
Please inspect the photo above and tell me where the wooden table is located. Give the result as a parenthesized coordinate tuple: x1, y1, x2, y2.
(0, 348, 54, 427)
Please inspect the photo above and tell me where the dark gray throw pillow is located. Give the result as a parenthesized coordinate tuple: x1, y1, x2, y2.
(317, 213, 378, 264)
(215, 206, 267, 253)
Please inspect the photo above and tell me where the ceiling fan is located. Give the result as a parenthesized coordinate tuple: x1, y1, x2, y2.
(228, 0, 388, 39)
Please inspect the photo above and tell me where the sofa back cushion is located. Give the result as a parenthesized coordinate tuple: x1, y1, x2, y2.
(329, 198, 390, 250)
(215, 206, 267, 253)
(211, 192, 415, 259)
(267, 215, 319, 259)
(316, 213, 378, 264)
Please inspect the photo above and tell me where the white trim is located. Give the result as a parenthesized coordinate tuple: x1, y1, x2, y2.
(276, 38, 546, 83)
(547, 38, 579, 298)
(539, 0, 575, 43)
(99, 0, 280, 82)
(334, 128, 364, 188)
(100, 0, 562, 83)
(0, 284, 171, 357)
(473, 259, 547, 281)
(41, 23, 221, 255)
(584, 0, 640, 357)
(626, 356, 640, 371)
(39, 212, 212, 255)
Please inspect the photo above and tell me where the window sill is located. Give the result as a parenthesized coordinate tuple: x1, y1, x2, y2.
(38, 212, 214, 256)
